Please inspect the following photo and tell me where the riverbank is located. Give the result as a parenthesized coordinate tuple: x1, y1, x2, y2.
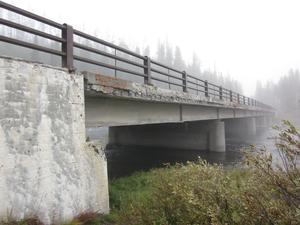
(2, 121, 299, 225)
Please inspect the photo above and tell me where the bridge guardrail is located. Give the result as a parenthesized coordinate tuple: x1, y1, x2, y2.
(0, 1, 273, 110)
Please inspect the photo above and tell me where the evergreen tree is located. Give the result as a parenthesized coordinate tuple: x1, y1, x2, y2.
(173, 46, 185, 71)
(165, 41, 173, 67)
(187, 53, 201, 76)
(156, 41, 166, 63)
(143, 46, 150, 57)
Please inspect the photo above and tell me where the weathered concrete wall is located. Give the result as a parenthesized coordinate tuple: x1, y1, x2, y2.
(0, 57, 108, 224)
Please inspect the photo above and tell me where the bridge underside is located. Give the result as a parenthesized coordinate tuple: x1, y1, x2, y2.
(107, 117, 269, 152)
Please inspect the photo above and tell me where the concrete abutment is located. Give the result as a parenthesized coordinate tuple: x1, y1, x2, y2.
(0, 57, 109, 224)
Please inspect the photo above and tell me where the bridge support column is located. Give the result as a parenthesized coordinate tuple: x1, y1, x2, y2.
(225, 117, 257, 141)
(256, 116, 270, 131)
(245, 117, 257, 137)
(209, 120, 226, 152)
(266, 116, 274, 127)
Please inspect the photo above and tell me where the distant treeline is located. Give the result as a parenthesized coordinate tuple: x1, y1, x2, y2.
(0, 8, 243, 93)
(255, 69, 300, 112)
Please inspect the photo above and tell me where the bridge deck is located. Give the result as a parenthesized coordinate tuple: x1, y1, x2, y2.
(84, 72, 273, 127)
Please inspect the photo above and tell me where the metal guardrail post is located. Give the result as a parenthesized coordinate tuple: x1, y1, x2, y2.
(243, 96, 245, 105)
(237, 93, 240, 104)
(219, 86, 223, 100)
(62, 23, 74, 72)
(182, 71, 188, 92)
(230, 90, 233, 102)
(144, 56, 152, 85)
(204, 80, 209, 97)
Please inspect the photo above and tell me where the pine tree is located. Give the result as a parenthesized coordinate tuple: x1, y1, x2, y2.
(188, 53, 201, 76)
(173, 46, 185, 71)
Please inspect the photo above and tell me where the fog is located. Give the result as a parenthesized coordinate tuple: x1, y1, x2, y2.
(3, 0, 300, 96)
(0, 3, 243, 93)
(255, 70, 300, 127)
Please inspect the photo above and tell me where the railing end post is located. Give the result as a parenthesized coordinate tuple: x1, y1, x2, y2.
(219, 86, 223, 100)
(144, 56, 152, 85)
(204, 80, 209, 97)
(182, 71, 188, 92)
(62, 23, 74, 72)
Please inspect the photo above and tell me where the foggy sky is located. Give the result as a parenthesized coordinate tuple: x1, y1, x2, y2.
(5, 0, 300, 96)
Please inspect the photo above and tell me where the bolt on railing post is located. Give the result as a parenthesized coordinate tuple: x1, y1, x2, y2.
(62, 23, 74, 72)
(144, 56, 152, 85)
(204, 80, 209, 97)
(182, 71, 188, 92)
(229, 90, 233, 102)
(219, 86, 223, 100)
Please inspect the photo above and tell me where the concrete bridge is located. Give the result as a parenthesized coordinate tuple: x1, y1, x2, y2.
(84, 72, 272, 152)
(0, 1, 274, 224)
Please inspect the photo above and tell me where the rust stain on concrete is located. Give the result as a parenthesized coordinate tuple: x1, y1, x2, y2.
(95, 74, 130, 90)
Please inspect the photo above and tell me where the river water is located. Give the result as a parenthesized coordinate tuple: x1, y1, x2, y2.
(87, 126, 278, 179)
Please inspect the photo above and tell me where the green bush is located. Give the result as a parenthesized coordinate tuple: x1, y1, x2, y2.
(114, 120, 300, 225)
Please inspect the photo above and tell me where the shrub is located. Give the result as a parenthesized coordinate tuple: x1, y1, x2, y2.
(115, 121, 300, 225)
(0, 217, 44, 225)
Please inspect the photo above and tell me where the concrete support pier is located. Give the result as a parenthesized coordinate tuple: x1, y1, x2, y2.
(255, 116, 267, 130)
(225, 117, 257, 140)
(245, 117, 257, 137)
(209, 120, 226, 152)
